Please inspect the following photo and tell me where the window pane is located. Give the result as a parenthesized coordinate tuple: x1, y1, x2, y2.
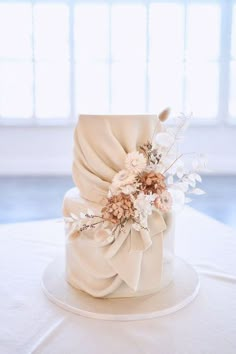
(186, 4, 220, 61)
(111, 4, 146, 61)
(34, 3, 69, 60)
(35, 62, 70, 118)
(149, 3, 184, 61)
(75, 63, 108, 113)
(111, 63, 146, 112)
(149, 61, 183, 115)
(0, 3, 32, 59)
(74, 4, 109, 61)
(229, 62, 236, 117)
(0, 62, 33, 118)
(185, 63, 219, 118)
(232, 4, 236, 58)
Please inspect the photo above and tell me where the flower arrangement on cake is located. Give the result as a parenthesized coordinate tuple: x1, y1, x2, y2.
(65, 109, 207, 239)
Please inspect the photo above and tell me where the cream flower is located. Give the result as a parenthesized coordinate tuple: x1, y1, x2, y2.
(125, 151, 147, 174)
(111, 169, 136, 191)
(154, 190, 172, 212)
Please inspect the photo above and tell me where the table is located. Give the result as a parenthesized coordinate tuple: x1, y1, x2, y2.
(1, 207, 236, 354)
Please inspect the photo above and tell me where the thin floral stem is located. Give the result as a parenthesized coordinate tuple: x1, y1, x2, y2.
(80, 220, 104, 231)
(92, 220, 105, 226)
(163, 154, 183, 174)
(163, 151, 198, 176)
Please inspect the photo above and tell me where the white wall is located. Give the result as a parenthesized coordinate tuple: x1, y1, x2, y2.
(0, 124, 236, 175)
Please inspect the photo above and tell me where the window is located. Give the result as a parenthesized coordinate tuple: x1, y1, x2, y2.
(230, 2, 236, 118)
(0, 0, 235, 125)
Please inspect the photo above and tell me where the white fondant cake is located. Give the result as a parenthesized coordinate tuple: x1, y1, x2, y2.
(63, 114, 175, 298)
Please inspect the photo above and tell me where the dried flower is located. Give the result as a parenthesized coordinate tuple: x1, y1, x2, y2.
(133, 192, 156, 229)
(154, 190, 172, 212)
(134, 192, 155, 216)
(148, 148, 162, 166)
(125, 151, 147, 174)
(139, 141, 163, 167)
(111, 170, 136, 191)
(121, 184, 137, 195)
(139, 171, 166, 195)
(139, 141, 153, 158)
(159, 108, 170, 122)
(102, 193, 134, 224)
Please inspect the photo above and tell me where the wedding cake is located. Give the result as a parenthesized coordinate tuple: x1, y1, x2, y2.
(63, 112, 204, 299)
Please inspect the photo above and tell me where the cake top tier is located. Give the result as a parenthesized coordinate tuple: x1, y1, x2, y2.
(72, 114, 161, 203)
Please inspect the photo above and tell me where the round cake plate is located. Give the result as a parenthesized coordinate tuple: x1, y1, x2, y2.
(42, 257, 200, 321)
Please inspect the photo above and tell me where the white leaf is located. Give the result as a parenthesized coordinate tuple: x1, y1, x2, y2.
(75, 220, 82, 227)
(192, 154, 208, 171)
(155, 132, 175, 147)
(192, 173, 202, 182)
(168, 188, 185, 212)
(167, 175, 174, 185)
(177, 182, 189, 192)
(177, 168, 184, 179)
(70, 212, 79, 220)
(192, 158, 199, 170)
(199, 154, 208, 169)
(188, 179, 196, 188)
(87, 208, 94, 216)
(188, 173, 196, 182)
(190, 188, 205, 195)
(79, 212, 86, 219)
(183, 175, 196, 188)
(64, 216, 74, 223)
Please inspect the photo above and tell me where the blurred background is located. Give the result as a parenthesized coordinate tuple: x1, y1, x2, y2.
(0, 0, 235, 227)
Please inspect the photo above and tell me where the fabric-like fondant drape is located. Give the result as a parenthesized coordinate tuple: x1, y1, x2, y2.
(72, 114, 161, 204)
(65, 114, 171, 297)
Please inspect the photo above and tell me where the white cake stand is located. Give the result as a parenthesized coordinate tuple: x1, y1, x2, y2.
(42, 257, 200, 321)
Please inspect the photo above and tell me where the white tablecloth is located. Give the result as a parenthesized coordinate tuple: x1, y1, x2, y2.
(0, 207, 236, 354)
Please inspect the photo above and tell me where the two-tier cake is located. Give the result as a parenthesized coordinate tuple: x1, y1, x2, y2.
(62, 112, 204, 300)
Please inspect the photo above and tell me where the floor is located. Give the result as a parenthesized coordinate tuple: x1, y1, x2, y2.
(0, 176, 235, 229)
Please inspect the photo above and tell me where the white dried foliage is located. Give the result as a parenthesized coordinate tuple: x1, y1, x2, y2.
(155, 132, 175, 148)
(190, 188, 206, 195)
(167, 175, 174, 185)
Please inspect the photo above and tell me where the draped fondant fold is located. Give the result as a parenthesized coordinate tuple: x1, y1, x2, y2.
(72, 114, 161, 204)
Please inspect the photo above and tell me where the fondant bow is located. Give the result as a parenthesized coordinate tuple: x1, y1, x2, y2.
(102, 210, 167, 290)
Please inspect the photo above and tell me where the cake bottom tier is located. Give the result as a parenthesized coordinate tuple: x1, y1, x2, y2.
(63, 188, 175, 298)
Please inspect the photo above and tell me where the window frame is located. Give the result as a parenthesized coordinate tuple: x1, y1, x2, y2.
(0, 0, 235, 127)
